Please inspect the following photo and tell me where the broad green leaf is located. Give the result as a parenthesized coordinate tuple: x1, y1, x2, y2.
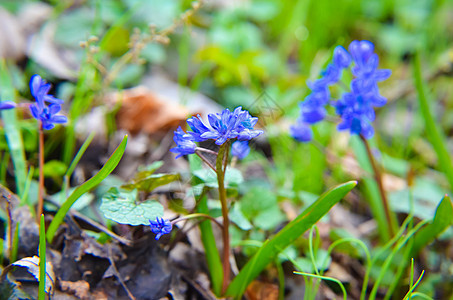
(389, 176, 447, 220)
(33, 160, 67, 178)
(51, 189, 94, 211)
(136, 161, 164, 178)
(102, 26, 130, 56)
(254, 206, 286, 230)
(121, 173, 179, 192)
(100, 188, 163, 225)
(240, 186, 285, 230)
(411, 195, 453, 256)
(193, 167, 244, 188)
(230, 204, 253, 231)
(225, 181, 357, 298)
(47, 135, 128, 242)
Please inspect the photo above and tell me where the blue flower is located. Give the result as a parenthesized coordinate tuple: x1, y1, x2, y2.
(30, 103, 67, 130)
(170, 126, 197, 158)
(231, 141, 250, 160)
(333, 45, 352, 69)
(149, 217, 172, 240)
(290, 118, 313, 142)
(201, 107, 263, 145)
(291, 40, 391, 141)
(29, 75, 67, 130)
(186, 115, 211, 142)
(171, 107, 263, 159)
(0, 101, 16, 110)
(30, 75, 64, 106)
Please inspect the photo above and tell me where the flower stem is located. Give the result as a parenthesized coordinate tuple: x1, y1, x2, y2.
(216, 143, 231, 293)
(172, 213, 224, 229)
(195, 151, 216, 172)
(37, 124, 44, 223)
(360, 135, 396, 237)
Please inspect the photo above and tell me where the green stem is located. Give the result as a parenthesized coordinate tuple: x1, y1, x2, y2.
(172, 213, 224, 229)
(195, 151, 216, 172)
(38, 214, 46, 300)
(216, 143, 231, 294)
(37, 124, 45, 223)
(360, 135, 396, 237)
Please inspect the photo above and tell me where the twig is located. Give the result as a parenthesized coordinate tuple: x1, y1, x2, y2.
(107, 245, 136, 300)
(180, 273, 218, 300)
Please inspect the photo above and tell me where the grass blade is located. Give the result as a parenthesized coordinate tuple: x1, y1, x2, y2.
(47, 135, 128, 242)
(197, 192, 223, 296)
(38, 214, 46, 300)
(293, 272, 347, 300)
(413, 53, 453, 190)
(225, 181, 357, 298)
(0, 60, 27, 195)
(65, 131, 95, 178)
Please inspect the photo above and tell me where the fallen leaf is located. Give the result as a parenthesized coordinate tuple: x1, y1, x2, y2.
(60, 280, 90, 300)
(12, 256, 55, 295)
(108, 86, 188, 135)
(245, 280, 279, 300)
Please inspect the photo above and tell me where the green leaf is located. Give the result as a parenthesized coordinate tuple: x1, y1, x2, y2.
(0, 60, 27, 195)
(193, 167, 244, 189)
(121, 173, 179, 192)
(413, 53, 453, 190)
(47, 135, 128, 243)
(196, 193, 223, 296)
(230, 204, 253, 231)
(239, 186, 285, 230)
(136, 161, 164, 177)
(39, 214, 47, 300)
(33, 160, 67, 178)
(100, 188, 163, 225)
(411, 195, 453, 256)
(225, 181, 357, 298)
(293, 249, 331, 273)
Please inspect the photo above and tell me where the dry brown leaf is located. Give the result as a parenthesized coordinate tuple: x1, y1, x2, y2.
(245, 280, 279, 300)
(109, 86, 188, 135)
(60, 280, 90, 300)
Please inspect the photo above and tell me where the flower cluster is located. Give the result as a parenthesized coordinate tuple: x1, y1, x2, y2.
(170, 106, 262, 158)
(149, 217, 172, 240)
(29, 75, 67, 130)
(291, 40, 391, 141)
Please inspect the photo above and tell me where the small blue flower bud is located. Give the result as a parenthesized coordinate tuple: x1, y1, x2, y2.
(149, 217, 172, 240)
